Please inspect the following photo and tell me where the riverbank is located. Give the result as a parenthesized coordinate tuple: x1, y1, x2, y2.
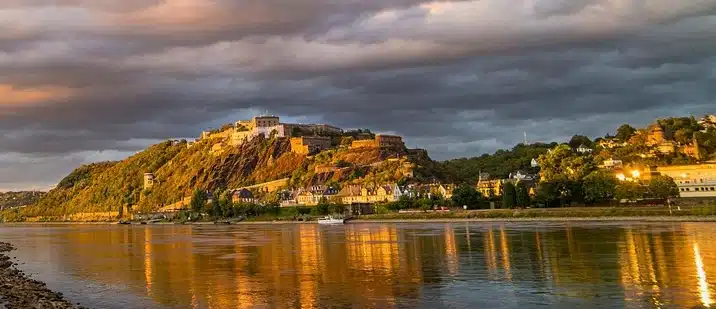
(4, 206, 716, 225)
(0, 242, 80, 309)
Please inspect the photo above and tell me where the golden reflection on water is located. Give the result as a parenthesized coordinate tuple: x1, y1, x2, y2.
(10, 223, 716, 308)
(694, 242, 712, 308)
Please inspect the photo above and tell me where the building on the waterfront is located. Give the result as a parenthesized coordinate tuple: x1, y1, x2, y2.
(437, 184, 455, 199)
(477, 179, 503, 198)
(655, 164, 716, 198)
(232, 188, 256, 204)
(336, 184, 406, 205)
(295, 186, 339, 206)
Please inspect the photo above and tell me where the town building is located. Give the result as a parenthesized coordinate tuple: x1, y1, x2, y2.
(531, 158, 539, 168)
(597, 138, 626, 149)
(437, 184, 455, 199)
(576, 144, 593, 154)
(232, 189, 256, 204)
(655, 164, 716, 198)
(602, 158, 624, 169)
(295, 186, 339, 206)
(509, 171, 536, 181)
(336, 184, 405, 205)
(290, 136, 332, 155)
(476, 179, 503, 198)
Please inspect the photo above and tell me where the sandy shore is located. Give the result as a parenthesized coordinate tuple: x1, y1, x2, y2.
(0, 242, 81, 309)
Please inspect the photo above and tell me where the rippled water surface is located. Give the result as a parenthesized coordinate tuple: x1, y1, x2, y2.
(1, 222, 716, 308)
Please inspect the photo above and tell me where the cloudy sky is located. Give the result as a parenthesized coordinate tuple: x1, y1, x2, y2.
(1, 0, 715, 191)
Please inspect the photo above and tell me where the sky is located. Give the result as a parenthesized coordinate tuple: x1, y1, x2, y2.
(1, 0, 715, 191)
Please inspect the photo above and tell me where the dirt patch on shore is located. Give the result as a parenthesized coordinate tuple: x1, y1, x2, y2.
(0, 242, 82, 309)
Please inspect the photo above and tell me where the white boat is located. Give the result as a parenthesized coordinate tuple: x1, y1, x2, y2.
(318, 216, 345, 225)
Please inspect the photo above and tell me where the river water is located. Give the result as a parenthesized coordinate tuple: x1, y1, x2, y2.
(1, 222, 715, 309)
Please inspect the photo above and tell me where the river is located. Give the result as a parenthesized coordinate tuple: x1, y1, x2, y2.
(0, 222, 715, 308)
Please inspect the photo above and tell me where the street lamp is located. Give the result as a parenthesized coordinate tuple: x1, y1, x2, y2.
(631, 170, 641, 178)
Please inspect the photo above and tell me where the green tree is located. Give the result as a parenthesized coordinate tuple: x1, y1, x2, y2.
(312, 198, 330, 215)
(537, 144, 596, 182)
(451, 185, 483, 209)
(582, 170, 618, 204)
(502, 182, 517, 209)
(328, 203, 346, 215)
(515, 182, 531, 207)
(216, 190, 231, 217)
(616, 124, 637, 141)
(568, 135, 593, 149)
(648, 175, 680, 199)
(417, 198, 433, 211)
(535, 181, 561, 207)
(615, 181, 646, 202)
(190, 189, 208, 213)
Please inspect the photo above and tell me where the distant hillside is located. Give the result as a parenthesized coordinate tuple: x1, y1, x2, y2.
(16, 134, 446, 218)
(441, 114, 716, 185)
(0, 191, 45, 210)
(442, 143, 555, 184)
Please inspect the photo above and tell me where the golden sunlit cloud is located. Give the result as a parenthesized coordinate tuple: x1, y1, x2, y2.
(421, 1, 452, 14)
(0, 84, 73, 105)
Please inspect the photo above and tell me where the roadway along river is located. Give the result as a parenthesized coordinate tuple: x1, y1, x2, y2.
(1, 222, 715, 309)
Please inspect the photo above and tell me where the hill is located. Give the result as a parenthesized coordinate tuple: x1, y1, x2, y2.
(0, 191, 45, 210)
(14, 133, 445, 219)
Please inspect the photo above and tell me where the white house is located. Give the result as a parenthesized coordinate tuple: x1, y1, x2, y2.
(576, 144, 593, 154)
(603, 158, 623, 169)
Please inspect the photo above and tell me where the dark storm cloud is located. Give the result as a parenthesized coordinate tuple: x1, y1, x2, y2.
(1, 0, 716, 190)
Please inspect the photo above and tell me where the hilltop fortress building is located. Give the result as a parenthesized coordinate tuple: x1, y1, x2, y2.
(350, 135, 405, 149)
(200, 115, 344, 147)
(198, 115, 407, 156)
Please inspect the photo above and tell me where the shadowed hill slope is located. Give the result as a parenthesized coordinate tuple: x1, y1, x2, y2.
(15, 135, 446, 218)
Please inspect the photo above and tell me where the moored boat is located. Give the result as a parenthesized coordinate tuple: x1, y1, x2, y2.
(318, 216, 345, 225)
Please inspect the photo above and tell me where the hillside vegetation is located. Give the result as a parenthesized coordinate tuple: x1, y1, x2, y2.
(0, 191, 45, 210)
(14, 135, 444, 219)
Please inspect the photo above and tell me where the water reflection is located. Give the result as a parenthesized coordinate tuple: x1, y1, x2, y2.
(2, 223, 716, 308)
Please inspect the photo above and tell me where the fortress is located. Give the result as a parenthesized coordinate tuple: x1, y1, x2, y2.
(199, 115, 343, 148)
(350, 134, 405, 149)
(197, 115, 407, 155)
